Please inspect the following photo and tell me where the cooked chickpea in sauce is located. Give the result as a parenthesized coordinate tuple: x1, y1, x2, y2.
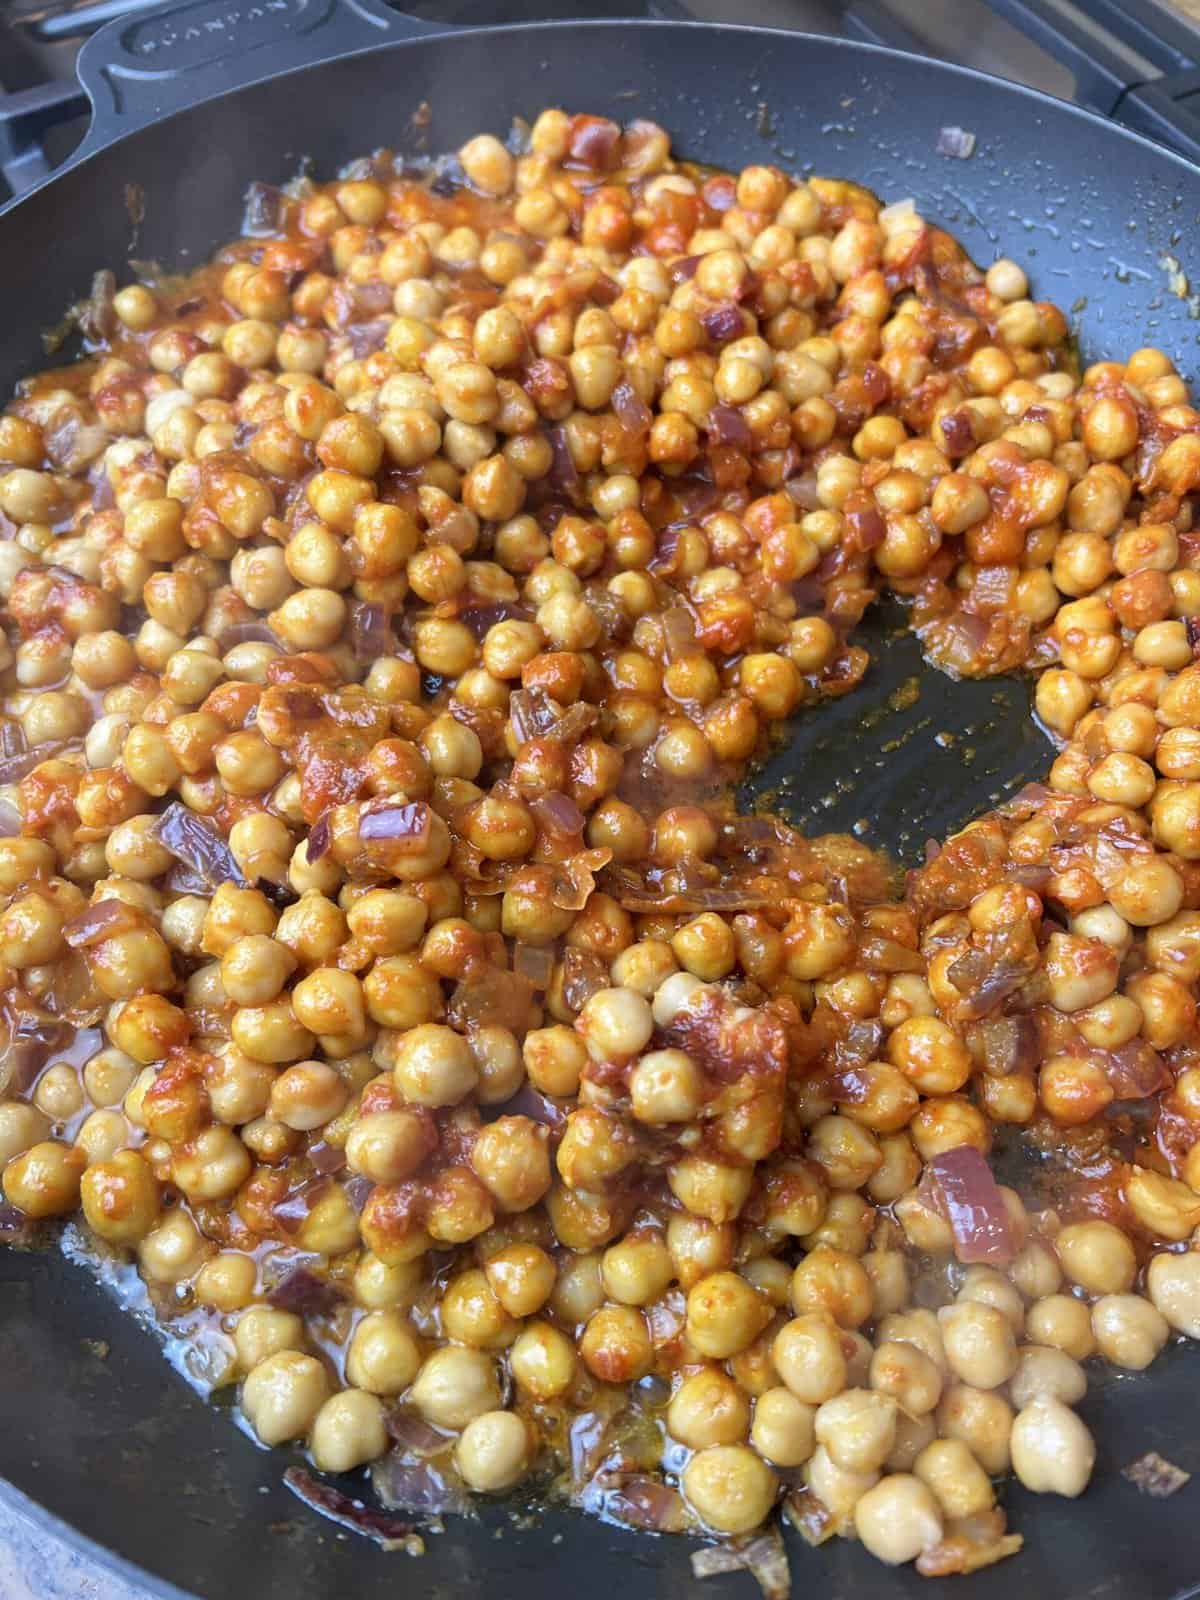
(3, 108, 1200, 1581)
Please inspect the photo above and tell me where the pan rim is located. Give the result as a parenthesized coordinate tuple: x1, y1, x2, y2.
(2, 13, 1200, 1599)
(6, 13, 1200, 222)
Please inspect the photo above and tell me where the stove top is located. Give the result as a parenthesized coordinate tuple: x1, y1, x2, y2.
(4, 0, 1200, 199)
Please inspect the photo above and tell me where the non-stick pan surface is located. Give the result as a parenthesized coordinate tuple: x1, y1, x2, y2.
(4, 9, 1200, 1598)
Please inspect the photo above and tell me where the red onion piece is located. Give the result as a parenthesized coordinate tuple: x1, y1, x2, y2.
(350, 601, 391, 663)
(701, 303, 744, 344)
(970, 1015, 1040, 1078)
(372, 1454, 469, 1518)
(671, 254, 702, 282)
(491, 1081, 567, 1134)
(567, 115, 621, 172)
(347, 319, 391, 358)
(607, 1478, 690, 1534)
(926, 1145, 1014, 1264)
(844, 499, 886, 553)
(784, 472, 820, 512)
(63, 897, 145, 950)
(531, 790, 585, 838)
(307, 1139, 347, 1176)
(385, 1411, 449, 1455)
(267, 1266, 344, 1317)
(561, 947, 609, 1012)
(706, 404, 752, 450)
(244, 181, 288, 234)
(1185, 615, 1200, 655)
(217, 619, 281, 650)
(513, 942, 555, 990)
(155, 803, 248, 891)
(0, 1013, 74, 1099)
(936, 125, 977, 159)
(693, 1530, 791, 1600)
(612, 380, 652, 437)
(0, 1201, 35, 1245)
(284, 1468, 415, 1550)
(673, 476, 720, 517)
(1097, 1039, 1170, 1100)
(359, 801, 432, 851)
(457, 599, 532, 640)
(307, 813, 332, 863)
(662, 604, 700, 662)
(551, 847, 610, 912)
(0, 745, 63, 784)
(546, 424, 581, 496)
(273, 1177, 332, 1236)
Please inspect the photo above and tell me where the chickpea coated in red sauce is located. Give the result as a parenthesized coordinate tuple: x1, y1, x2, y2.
(2, 108, 1200, 1577)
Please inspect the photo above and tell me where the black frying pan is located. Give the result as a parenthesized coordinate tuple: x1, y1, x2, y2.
(3, 6, 1200, 1597)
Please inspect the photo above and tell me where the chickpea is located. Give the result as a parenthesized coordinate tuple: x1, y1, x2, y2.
(1147, 1251, 1200, 1339)
(814, 1388, 897, 1475)
(935, 1384, 1014, 1476)
(914, 1438, 993, 1520)
(601, 1234, 673, 1306)
(854, 1474, 943, 1566)
(3, 1140, 85, 1218)
(310, 1388, 388, 1473)
(687, 1271, 773, 1358)
(773, 1313, 847, 1404)
(580, 1304, 653, 1383)
(412, 1346, 500, 1429)
(1009, 1344, 1088, 1407)
(510, 1320, 576, 1400)
(391, 1023, 477, 1106)
(668, 1367, 751, 1449)
(1026, 1293, 1097, 1361)
(682, 1446, 778, 1535)
(241, 1351, 331, 1447)
(1056, 1220, 1136, 1294)
(869, 1339, 942, 1415)
(1010, 1395, 1095, 1497)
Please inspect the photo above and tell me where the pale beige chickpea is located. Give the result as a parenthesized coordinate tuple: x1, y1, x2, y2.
(886, 1412, 938, 1474)
(580, 1304, 653, 1383)
(601, 1234, 673, 1306)
(137, 1207, 211, 1284)
(441, 1268, 519, 1351)
(310, 1388, 389, 1473)
(0, 1100, 51, 1164)
(1009, 1344, 1088, 1407)
(471, 1117, 551, 1214)
(412, 1346, 500, 1428)
(1088, 1294, 1168, 1371)
(628, 1048, 703, 1123)
(854, 1474, 943, 1567)
(814, 1388, 897, 1475)
(483, 1242, 556, 1319)
(345, 1109, 435, 1185)
(33, 1064, 84, 1122)
(1147, 1251, 1200, 1338)
(1056, 1219, 1136, 1294)
(1025, 1293, 1097, 1361)
(170, 1126, 252, 1203)
(3, 1140, 85, 1218)
(522, 1025, 586, 1098)
(1010, 1395, 1095, 1497)
(456, 1409, 532, 1493)
(219, 934, 296, 1007)
(751, 1387, 815, 1467)
(687, 1270, 773, 1359)
(391, 1023, 477, 1106)
(1009, 1239, 1063, 1301)
(956, 1265, 1024, 1332)
(242, 1351, 331, 1447)
(935, 1384, 1014, 1476)
(509, 1320, 577, 1400)
(869, 1339, 942, 1415)
(577, 985, 654, 1060)
(668, 1154, 753, 1225)
(682, 1446, 778, 1536)
(804, 1442, 880, 1528)
(912, 1438, 993, 1521)
(353, 1253, 423, 1312)
(190, 1253, 255, 1314)
(263, 1061, 348, 1134)
(986, 258, 1029, 300)
(668, 1367, 751, 1449)
(72, 1110, 127, 1165)
(772, 1312, 847, 1404)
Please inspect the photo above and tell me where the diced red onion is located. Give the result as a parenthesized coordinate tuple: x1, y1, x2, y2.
(78, 269, 116, 343)
(551, 848, 610, 912)
(0, 1013, 74, 1099)
(546, 425, 581, 496)
(612, 380, 652, 437)
(513, 942, 555, 990)
(0, 745, 63, 784)
(372, 1454, 469, 1518)
(561, 946, 609, 1011)
(307, 1139, 347, 1176)
(347, 319, 390, 358)
(267, 1266, 344, 1317)
(972, 1015, 1040, 1078)
(706, 404, 752, 450)
(926, 1145, 1014, 1264)
(273, 1177, 332, 1236)
(531, 791, 585, 838)
(63, 897, 144, 950)
(671, 254, 702, 282)
(457, 599, 532, 641)
(937, 125, 977, 159)
(284, 1468, 415, 1550)
(385, 1410, 449, 1455)
(844, 500, 886, 552)
(359, 802, 432, 851)
(493, 1081, 568, 1134)
(693, 1531, 790, 1600)
(567, 115, 621, 172)
(1186, 615, 1200, 655)
(350, 602, 391, 663)
(1097, 1039, 1170, 1100)
(155, 803, 248, 891)
(307, 813, 332, 863)
(607, 1478, 690, 1535)
(217, 619, 281, 650)
(701, 303, 744, 344)
(662, 604, 700, 662)
(0, 1201, 35, 1245)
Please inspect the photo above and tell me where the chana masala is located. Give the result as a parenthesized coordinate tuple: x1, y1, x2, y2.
(2, 109, 1200, 1578)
